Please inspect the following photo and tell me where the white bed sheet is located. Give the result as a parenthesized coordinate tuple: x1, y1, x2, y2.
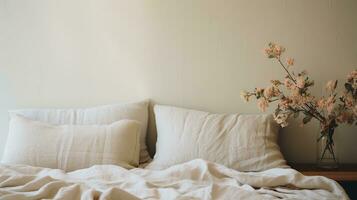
(0, 159, 349, 200)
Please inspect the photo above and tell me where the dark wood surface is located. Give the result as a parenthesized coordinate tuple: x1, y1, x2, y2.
(289, 163, 357, 181)
(289, 163, 357, 199)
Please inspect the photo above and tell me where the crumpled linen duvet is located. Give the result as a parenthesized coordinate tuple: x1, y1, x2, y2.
(0, 159, 349, 200)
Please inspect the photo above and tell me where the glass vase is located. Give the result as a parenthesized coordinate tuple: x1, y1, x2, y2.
(317, 128, 338, 169)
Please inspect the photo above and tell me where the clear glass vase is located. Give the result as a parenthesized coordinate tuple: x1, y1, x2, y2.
(317, 128, 338, 169)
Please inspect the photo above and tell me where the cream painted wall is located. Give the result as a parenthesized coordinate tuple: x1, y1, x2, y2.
(0, 0, 356, 163)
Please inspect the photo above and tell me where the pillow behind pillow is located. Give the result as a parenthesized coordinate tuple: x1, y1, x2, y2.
(10, 100, 150, 164)
(147, 105, 287, 171)
(2, 115, 141, 171)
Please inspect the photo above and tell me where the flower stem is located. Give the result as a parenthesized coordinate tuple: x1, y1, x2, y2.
(304, 104, 325, 122)
(276, 58, 326, 123)
(278, 59, 296, 83)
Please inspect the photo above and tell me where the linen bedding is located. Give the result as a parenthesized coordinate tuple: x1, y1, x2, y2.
(148, 105, 287, 171)
(0, 159, 348, 200)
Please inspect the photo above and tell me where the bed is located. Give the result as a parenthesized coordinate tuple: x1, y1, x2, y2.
(0, 160, 348, 199)
(0, 101, 350, 199)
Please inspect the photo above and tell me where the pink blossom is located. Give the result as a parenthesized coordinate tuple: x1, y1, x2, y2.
(284, 78, 294, 89)
(264, 86, 280, 99)
(337, 111, 352, 123)
(345, 94, 354, 108)
(290, 93, 304, 106)
(264, 87, 273, 99)
(273, 47, 282, 56)
(256, 88, 264, 95)
(273, 45, 284, 57)
(278, 98, 291, 109)
(347, 70, 357, 81)
(271, 80, 282, 86)
(265, 43, 286, 58)
(296, 76, 305, 88)
(286, 58, 294, 66)
(317, 98, 326, 109)
(257, 98, 269, 112)
(264, 48, 273, 57)
(325, 96, 335, 114)
(326, 80, 337, 92)
(327, 104, 335, 114)
(240, 91, 250, 102)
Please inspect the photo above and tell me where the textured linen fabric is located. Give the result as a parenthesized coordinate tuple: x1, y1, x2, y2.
(1, 115, 141, 171)
(147, 105, 287, 171)
(9, 100, 150, 164)
(0, 159, 349, 200)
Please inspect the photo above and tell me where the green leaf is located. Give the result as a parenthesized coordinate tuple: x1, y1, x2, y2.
(305, 80, 314, 87)
(274, 108, 281, 116)
(293, 112, 300, 118)
(303, 114, 313, 124)
(345, 83, 353, 92)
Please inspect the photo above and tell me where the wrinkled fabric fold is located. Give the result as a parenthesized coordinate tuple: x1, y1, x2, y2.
(0, 159, 349, 200)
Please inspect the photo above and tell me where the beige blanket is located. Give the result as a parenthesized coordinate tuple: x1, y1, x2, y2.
(0, 159, 349, 200)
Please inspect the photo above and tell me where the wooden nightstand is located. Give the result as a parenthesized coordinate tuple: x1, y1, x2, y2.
(290, 163, 357, 199)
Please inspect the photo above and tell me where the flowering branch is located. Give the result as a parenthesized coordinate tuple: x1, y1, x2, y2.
(277, 58, 296, 83)
(241, 42, 357, 132)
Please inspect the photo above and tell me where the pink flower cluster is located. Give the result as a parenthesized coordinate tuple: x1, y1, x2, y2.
(242, 43, 357, 132)
(264, 43, 285, 59)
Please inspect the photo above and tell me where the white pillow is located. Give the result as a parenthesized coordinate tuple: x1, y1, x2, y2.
(10, 100, 150, 164)
(147, 105, 287, 171)
(2, 115, 141, 171)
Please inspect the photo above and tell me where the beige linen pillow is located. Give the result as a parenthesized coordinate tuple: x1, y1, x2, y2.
(10, 100, 150, 164)
(2, 115, 141, 171)
(147, 105, 287, 171)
